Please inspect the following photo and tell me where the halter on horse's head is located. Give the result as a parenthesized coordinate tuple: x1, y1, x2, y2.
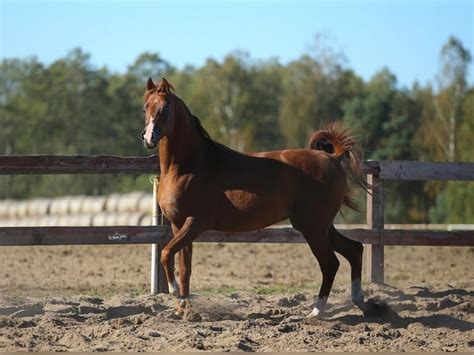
(141, 77, 174, 149)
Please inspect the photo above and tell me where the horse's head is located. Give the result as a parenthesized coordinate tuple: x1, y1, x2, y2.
(141, 77, 174, 149)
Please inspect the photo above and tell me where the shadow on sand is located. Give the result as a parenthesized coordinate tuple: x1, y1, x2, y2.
(329, 293, 473, 332)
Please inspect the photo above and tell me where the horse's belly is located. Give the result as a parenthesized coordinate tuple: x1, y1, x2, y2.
(213, 190, 289, 231)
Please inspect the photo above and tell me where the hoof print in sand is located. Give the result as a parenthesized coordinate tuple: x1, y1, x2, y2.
(184, 310, 202, 322)
(363, 298, 394, 318)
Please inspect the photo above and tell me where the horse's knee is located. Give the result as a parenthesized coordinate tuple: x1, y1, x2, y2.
(160, 248, 171, 267)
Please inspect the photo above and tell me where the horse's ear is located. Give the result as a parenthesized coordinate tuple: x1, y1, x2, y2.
(158, 77, 174, 94)
(146, 77, 156, 91)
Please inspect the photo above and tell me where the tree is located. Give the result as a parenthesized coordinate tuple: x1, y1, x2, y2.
(343, 68, 396, 159)
(279, 58, 363, 148)
(432, 36, 471, 162)
(127, 52, 174, 83)
(413, 37, 473, 223)
(434, 90, 474, 223)
(343, 69, 425, 223)
(183, 52, 262, 151)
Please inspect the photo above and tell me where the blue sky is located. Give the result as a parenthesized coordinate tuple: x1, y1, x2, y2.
(1, 0, 473, 88)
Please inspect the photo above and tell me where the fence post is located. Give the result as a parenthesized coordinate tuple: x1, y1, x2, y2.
(365, 173, 384, 284)
(150, 176, 169, 294)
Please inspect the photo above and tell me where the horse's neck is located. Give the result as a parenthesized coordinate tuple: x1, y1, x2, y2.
(158, 106, 203, 175)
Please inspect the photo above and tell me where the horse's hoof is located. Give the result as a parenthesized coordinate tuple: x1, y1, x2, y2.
(174, 308, 185, 318)
(305, 307, 323, 319)
(354, 298, 368, 312)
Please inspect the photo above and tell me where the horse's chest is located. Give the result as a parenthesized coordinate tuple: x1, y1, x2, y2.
(157, 178, 193, 223)
(158, 189, 183, 221)
(159, 194, 178, 216)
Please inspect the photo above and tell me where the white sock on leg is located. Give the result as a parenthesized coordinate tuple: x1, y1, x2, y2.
(307, 296, 328, 318)
(168, 278, 180, 297)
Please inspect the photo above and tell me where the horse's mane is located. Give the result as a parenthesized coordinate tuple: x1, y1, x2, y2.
(181, 100, 241, 158)
(191, 114, 213, 142)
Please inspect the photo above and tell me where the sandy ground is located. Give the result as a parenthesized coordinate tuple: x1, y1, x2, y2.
(0, 243, 473, 351)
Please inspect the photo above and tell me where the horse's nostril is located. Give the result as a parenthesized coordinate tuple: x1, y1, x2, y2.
(151, 131, 156, 141)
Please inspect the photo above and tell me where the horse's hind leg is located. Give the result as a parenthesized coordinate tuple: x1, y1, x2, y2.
(329, 225, 366, 311)
(294, 222, 340, 318)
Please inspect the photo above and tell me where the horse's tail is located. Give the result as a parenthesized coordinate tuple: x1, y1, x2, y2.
(307, 122, 369, 211)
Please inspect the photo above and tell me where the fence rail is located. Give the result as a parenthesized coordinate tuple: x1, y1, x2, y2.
(1, 225, 473, 247)
(2, 155, 473, 180)
(1, 155, 473, 291)
(0, 155, 160, 175)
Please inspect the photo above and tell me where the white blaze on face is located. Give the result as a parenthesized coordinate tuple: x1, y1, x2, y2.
(144, 120, 155, 145)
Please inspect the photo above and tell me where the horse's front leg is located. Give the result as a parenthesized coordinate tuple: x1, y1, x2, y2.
(176, 243, 193, 315)
(160, 217, 203, 313)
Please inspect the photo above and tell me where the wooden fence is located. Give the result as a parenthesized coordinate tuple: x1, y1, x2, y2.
(1, 155, 473, 292)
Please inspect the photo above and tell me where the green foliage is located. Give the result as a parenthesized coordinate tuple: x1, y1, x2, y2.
(279, 52, 363, 148)
(0, 36, 472, 224)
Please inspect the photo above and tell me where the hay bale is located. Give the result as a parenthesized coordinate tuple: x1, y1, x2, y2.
(139, 213, 153, 226)
(69, 214, 93, 226)
(6, 202, 16, 218)
(16, 201, 29, 218)
(114, 213, 129, 225)
(69, 196, 85, 215)
(23, 217, 40, 227)
(0, 218, 13, 227)
(116, 192, 147, 212)
(7, 201, 19, 218)
(14, 217, 39, 227)
(112, 212, 146, 225)
(105, 213, 117, 226)
(49, 197, 71, 216)
(92, 213, 109, 226)
(104, 194, 121, 212)
(27, 198, 51, 216)
(0, 200, 12, 218)
(138, 194, 153, 213)
(6, 200, 31, 218)
(11, 218, 25, 227)
(38, 216, 59, 226)
(57, 215, 73, 226)
(80, 196, 106, 214)
(128, 212, 147, 225)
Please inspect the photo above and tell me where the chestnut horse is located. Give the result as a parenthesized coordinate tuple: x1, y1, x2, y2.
(142, 77, 369, 318)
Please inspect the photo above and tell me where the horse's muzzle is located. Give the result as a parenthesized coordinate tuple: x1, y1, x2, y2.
(142, 123, 160, 149)
(142, 131, 158, 149)
(143, 138, 157, 149)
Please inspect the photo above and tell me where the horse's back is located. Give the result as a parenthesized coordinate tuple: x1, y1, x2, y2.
(252, 148, 344, 185)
